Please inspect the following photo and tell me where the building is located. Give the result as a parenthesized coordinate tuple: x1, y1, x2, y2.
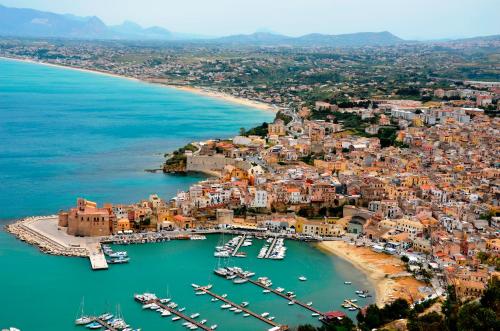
(58, 198, 114, 237)
(268, 119, 286, 136)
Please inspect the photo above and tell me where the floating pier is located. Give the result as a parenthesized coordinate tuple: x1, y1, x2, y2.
(140, 298, 213, 331)
(231, 234, 247, 257)
(235, 273, 325, 317)
(264, 237, 278, 259)
(196, 287, 288, 330)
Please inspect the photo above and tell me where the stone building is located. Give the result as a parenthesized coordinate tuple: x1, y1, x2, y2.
(58, 198, 114, 237)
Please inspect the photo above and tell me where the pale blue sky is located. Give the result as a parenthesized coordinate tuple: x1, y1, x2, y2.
(2, 0, 499, 39)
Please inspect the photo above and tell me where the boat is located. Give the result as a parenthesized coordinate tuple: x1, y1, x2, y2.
(195, 291, 206, 295)
(200, 319, 207, 324)
(221, 294, 228, 298)
(149, 304, 159, 310)
(348, 307, 357, 311)
(178, 307, 186, 312)
(233, 278, 248, 284)
(344, 281, 352, 285)
(268, 316, 275, 321)
(161, 310, 171, 316)
(229, 307, 237, 311)
(358, 294, 367, 298)
(221, 304, 231, 309)
(191, 283, 200, 288)
(263, 289, 271, 293)
(241, 302, 249, 307)
(172, 316, 181, 321)
(350, 299, 358, 303)
(261, 312, 269, 317)
(190, 313, 200, 319)
(76, 316, 93, 325)
(276, 287, 285, 292)
(307, 302, 313, 306)
(288, 301, 294, 305)
(234, 309, 242, 313)
(243, 313, 250, 317)
(99, 313, 113, 321)
(298, 276, 307, 281)
(210, 325, 218, 330)
(312, 313, 320, 317)
(85, 322, 102, 329)
(211, 298, 219, 302)
(142, 303, 153, 309)
(107, 257, 130, 264)
(160, 298, 171, 304)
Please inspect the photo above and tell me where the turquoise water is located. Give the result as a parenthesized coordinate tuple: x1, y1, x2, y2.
(0, 232, 374, 330)
(0, 58, 375, 330)
(0, 58, 272, 221)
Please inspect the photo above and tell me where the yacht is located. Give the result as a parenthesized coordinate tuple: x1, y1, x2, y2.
(306, 302, 313, 306)
(190, 313, 200, 319)
(261, 312, 269, 318)
(178, 307, 186, 312)
(195, 291, 206, 295)
(344, 281, 352, 285)
(298, 276, 307, 281)
(234, 309, 242, 313)
(161, 310, 171, 316)
(288, 301, 295, 305)
(276, 287, 285, 293)
(85, 322, 102, 329)
(233, 278, 248, 284)
(191, 283, 200, 288)
(241, 302, 249, 307)
(210, 325, 218, 330)
(200, 319, 207, 324)
(172, 316, 181, 321)
(99, 313, 113, 321)
(221, 304, 231, 309)
(75, 316, 93, 325)
(243, 313, 250, 317)
(211, 298, 219, 302)
(312, 313, 320, 317)
(268, 316, 275, 321)
(263, 289, 271, 293)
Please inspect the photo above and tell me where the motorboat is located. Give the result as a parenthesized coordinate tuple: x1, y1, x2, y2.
(288, 301, 294, 305)
(221, 304, 231, 309)
(85, 322, 102, 329)
(210, 325, 218, 330)
(190, 313, 200, 319)
(344, 281, 352, 285)
(172, 316, 181, 321)
(298, 276, 307, 281)
(178, 307, 186, 312)
(261, 312, 269, 317)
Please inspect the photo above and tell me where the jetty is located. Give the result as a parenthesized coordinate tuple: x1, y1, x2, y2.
(90, 318, 118, 331)
(231, 234, 247, 257)
(344, 299, 360, 310)
(140, 298, 212, 331)
(235, 273, 325, 317)
(265, 236, 278, 258)
(88, 244, 108, 270)
(197, 287, 288, 330)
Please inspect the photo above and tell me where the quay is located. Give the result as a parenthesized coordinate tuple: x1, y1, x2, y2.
(142, 298, 212, 331)
(235, 273, 325, 317)
(88, 244, 108, 270)
(91, 318, 118, 331)
(344, 299, 360, 310)
(231, 234, 247, 257)
(196, 287, 288, 330)
(265, 236, 278, 259)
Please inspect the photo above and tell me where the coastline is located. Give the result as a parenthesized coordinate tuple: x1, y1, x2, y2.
(0, 56, 277, 112)
(317, 241, 426, 307)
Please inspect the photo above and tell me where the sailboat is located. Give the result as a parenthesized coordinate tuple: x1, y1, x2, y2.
(75, 297, 93, 325)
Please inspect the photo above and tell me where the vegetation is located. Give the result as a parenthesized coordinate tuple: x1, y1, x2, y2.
(356, 298, 411, 330)
(294, 316, 355, 331)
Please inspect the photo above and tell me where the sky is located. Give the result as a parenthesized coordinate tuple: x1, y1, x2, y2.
(2, 0, 499, 40)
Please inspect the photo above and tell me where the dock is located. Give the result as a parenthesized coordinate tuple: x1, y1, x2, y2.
(92, 318, 118, 331)
(235, 273, 325, 317)
(344, 299, 360, 310)
(231, 234, 247, 257)
(197, 287, 288, 330)
(143, 298, 212, 331)
(88, 244, 108, 270)
(265, 236, 278, 258)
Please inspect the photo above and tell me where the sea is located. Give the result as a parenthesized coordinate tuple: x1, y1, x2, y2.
(0, 58, 374, 330)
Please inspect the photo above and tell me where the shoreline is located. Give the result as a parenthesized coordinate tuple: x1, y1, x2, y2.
(0, 56, 277, 112)
(317, 241, 426, 307)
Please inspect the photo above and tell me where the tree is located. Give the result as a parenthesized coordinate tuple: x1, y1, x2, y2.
(442, 286, 460, 331)
(457, 302, 499, 331)
(401, 255, 410, 263)
(408, 312, 445, 331)
(481, 277, 500, 316)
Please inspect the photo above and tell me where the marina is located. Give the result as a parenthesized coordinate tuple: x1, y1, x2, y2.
(195, 287, 288, 330)
(134, 292, 215, 331)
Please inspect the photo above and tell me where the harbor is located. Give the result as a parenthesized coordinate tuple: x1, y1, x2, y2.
(195, 286, 288, 330)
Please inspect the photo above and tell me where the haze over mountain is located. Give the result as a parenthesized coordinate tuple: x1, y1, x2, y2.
(0, 4, 496, 47)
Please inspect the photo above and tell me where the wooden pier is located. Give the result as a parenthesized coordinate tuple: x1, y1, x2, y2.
(142, 299, 213, 331)
(264, 236, 278, 259)
(197, 287, 288, 330)
(236, 273, 325, 317)
(231, 234, 247, 257)
(85, 318, 118, 331)
(344, 299, 360, 310)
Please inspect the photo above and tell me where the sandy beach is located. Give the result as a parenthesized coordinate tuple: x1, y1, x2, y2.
(0, 56, 277, 112)
(317, 241, 426, 307)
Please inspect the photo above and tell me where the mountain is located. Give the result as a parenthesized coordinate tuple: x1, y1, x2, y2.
(110, 21, 172, 40)
(0, 4, 110, 39)
(212, 31, 403, 46)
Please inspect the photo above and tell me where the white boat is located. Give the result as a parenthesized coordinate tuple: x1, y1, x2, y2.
(221, 294, 227, 298)
(288, 301, 294, 305)
(200, 319, 207, 324)
(195, 291, 206, 295)
(348, 307, 357, 311)
(299, 276, 307, 281)
(190, 313, 200, 319)
(211, 298, 219, 302)
(268, 316, 275, 321)
(276, 287, 285, 292)
(191, 283, 200, 288)
(75, 316, 93, 325)
(172, 316, 181, 321)
(229, 307, 237, 311)
(160, 298, 171, 304)
(344, 281, 352, 285)
(312, 313, 320, 317)
(307, 302, 313, 306)
(178, 307, 186, 312)
(241, 302, 249, 307)
(161, 310, 171, 316)
(233, 278, 248, 284)
(261, 312, 269, 317)
(234, 309, 242, 313)
(263, 289, 271, 293)
(221, 304, 231, 309)
(243, 313, 250, 317)
(210, 325, 218, 330)
(142, 303, 153, 309)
